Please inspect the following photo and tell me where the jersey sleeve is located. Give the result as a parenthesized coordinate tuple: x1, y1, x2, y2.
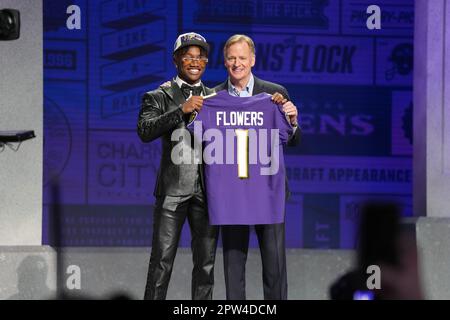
(186, 97, 214, 130)
(187, 107, 208, 132)
(186, 110, 199, 129)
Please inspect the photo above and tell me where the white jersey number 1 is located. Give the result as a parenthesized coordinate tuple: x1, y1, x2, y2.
(235, 129, 249, 179)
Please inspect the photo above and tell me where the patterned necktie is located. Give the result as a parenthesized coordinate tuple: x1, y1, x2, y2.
(181, 83, 203, 99)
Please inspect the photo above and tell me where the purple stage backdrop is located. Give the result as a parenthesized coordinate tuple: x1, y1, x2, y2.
(43, 0, 414, 248)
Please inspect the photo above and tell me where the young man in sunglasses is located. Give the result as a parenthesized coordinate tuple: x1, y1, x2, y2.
(137, 32, 218, 300)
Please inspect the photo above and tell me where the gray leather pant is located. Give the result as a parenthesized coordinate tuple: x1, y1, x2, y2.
(144, 191, 218, 300)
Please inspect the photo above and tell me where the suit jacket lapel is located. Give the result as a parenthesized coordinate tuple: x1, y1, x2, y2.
(252, 76, 265, 95)
(202, 83, 214, 95)
(214, 81, 227, 93)
(161, 80, 186, 109)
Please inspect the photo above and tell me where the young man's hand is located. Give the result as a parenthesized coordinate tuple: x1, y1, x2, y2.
(181, 96, 204, 114)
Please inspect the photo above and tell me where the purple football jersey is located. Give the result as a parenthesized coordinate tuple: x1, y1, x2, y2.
(190, 90, 293, 225)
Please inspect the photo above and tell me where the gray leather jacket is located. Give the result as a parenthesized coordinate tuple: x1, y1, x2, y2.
(137, 80, 214, 197)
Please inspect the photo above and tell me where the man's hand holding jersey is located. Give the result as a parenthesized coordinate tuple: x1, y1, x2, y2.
(271, 92, 299, 127)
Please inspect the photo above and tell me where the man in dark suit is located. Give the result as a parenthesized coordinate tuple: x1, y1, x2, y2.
(137, 32, 218, 300)
(214, 34, 301, 300)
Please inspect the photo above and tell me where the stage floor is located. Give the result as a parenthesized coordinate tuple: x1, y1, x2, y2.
(1, 217, 448, 300)
(0, 246, 353, 300)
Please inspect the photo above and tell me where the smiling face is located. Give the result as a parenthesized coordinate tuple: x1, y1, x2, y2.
(224, 41, 255, 86)
(174, 45, 207, 84)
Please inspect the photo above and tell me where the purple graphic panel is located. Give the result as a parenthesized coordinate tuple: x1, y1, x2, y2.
(44, 0, 414, 248)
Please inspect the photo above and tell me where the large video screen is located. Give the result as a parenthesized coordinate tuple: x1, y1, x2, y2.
(43, 0, 414, 248)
